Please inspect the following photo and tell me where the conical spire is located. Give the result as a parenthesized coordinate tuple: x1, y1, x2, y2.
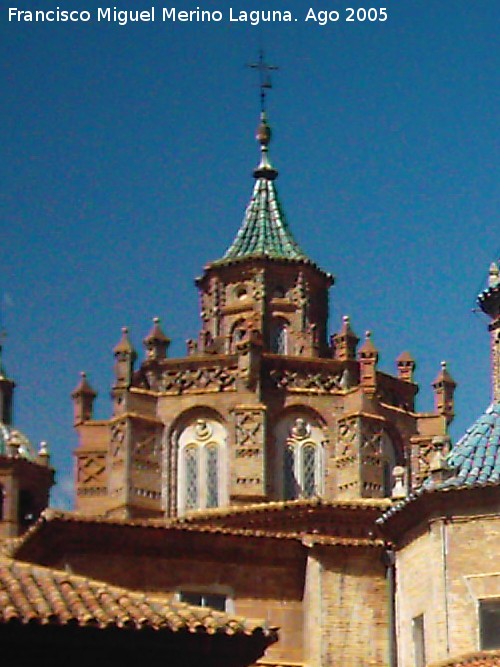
(71, 371, 97, 399)
(143, 317, 170, 360)
(113, 327, 137, 358)
(220, 113, 309, 263)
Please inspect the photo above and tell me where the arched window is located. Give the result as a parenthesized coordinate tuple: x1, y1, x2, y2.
(18, 489, 37, 528)
(284, 445, 297, 500)
(277, 415, 324, 500)
(270, 319, 288, 354)
(382, 461, 392, 497)
(381, 433, 396, 498)
(302, 444, 317, 498)
(229, 319, 247, 352)
(0, 484, 4, 521)
(206, 445, 218, 508)
(184, 447, 199, 510)
(177, 418, 227, 515)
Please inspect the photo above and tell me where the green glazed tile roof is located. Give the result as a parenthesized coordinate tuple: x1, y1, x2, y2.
(215, 113, 316, 265)
(0, 422, 37, 461)
(222, 177, 308, 261)
(443, 403, 500, 486)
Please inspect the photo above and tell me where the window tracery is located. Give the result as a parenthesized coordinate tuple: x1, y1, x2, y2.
(275, 415, 325, 500)
(177, 417, 227, 514)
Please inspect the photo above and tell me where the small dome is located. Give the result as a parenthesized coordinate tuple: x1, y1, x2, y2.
(444, 403, 500, 487)
(0, 421, 37, 460)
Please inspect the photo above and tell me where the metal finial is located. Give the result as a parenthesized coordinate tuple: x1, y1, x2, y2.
(248, 50, 278, 114)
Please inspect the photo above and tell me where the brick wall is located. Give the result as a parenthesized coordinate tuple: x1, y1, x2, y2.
(306, 546, 389, 667)
(396, 512, 500, 667)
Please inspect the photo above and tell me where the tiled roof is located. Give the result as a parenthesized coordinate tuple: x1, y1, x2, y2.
(0, 557, 274, 636)
(7, 503, 388, 562)
(444, 403, 500, 487)
(221, 176, 308, 262)
(428, 650, 500, 667)
(177, 497, 391, 521)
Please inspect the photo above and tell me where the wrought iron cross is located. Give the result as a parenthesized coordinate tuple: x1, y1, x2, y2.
(248, 50, 279, 113)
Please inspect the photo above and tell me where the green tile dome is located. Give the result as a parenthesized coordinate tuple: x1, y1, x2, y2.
(0, 421, 37, 461)
(445, 403, 500, 486)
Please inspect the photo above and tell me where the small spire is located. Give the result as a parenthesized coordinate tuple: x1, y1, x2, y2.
(71, 372, 97, 426)
(433, 360, 456, 386)
(253, 112, 278, 181)
(432, 361, 456, 425)
(397, 351, 416, 382)
(144, 316, 170, 360)
(144, 317, 170, 343)
(359, 331, 378, 359)
(333, 315, 359, 361)
(113, 326, 136, 357)
(358, 331, 379, 396)
(248, 51, 279, 181)
(71, 371, 97, 398)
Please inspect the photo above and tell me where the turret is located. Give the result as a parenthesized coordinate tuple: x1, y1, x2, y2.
(143, 317, 170, 360)
(0, 339, 54, 539)
(113, 327, 137, 389)
(333, 315, 359, 361)
(71, 372, 97, 426)
(358, 331, 378, 396)
(194, 110, 334, 359)
(432, 361, 456, 424)
(397, 351, 416, 383)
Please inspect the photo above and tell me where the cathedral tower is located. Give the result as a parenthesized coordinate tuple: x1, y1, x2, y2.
(0, 341, 54, 538)
(72, 105, 452, 518)
(194, 112, 333, 360)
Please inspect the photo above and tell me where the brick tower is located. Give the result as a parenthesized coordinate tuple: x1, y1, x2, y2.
(72, 110, 454, 518)
(0, 341, 54, 538)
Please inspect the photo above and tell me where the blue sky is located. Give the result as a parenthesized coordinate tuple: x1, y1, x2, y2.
(1, 0, 499, 506)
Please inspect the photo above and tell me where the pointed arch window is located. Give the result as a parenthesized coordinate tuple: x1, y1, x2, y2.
(18, 489, 37, 528)
(284, 445, 297, 500)
(302, 444, 317, 498)
(184, 447, 199, 510)
(280, 417, 324, 501)
(283, 442, 321, 500)
(177, 418, 227, 515)
(381, 433, 396, 498)
(270, 319, 288, 354)
(206, 445, 219, 509)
